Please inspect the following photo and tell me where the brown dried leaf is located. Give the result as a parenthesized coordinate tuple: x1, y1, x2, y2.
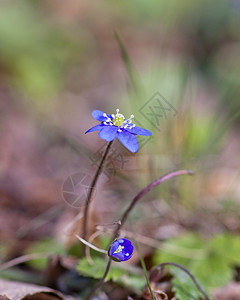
(0, 279, 73, 300)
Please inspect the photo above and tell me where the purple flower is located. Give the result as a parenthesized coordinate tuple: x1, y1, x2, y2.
(85, 109, 152, 153)
(108, 238, 134, 262)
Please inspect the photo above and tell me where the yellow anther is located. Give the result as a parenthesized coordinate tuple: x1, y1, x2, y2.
(113, 114, 124, 126)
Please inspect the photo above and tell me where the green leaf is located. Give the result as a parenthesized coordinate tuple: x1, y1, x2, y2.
(192, 254, 231, 288)
(153, 232, 240, 299)
(77, 257, 145, 292)
(191, 233, 240, 288)
(171, 268, 207, 300)
(153, 233, 204, 268)
(25, 238, 65, 270)
(208, 233, 240, 264)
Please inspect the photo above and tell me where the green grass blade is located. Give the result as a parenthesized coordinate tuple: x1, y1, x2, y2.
(135, 240, 155, 300)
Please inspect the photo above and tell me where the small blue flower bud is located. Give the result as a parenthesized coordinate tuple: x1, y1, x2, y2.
(108, 238, 134, 262)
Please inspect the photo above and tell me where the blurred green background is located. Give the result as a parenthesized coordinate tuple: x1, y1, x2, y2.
(0, 0, 240, 295)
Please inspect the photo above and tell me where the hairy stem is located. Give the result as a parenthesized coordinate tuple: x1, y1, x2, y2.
(87, 169, 193, 299)
(157, 262, 210, 300)
(82, 141, 113, 242)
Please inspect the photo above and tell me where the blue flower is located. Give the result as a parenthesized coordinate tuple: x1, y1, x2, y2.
(108, 238, 134, 262)
(85, 109, 152, 153)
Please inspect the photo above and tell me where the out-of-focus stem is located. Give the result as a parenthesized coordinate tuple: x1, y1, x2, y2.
(0, 253, 51, 271)
(82, 141, 113, 242)
(111, 169, 194, 241)
(86, 258, 112, 300)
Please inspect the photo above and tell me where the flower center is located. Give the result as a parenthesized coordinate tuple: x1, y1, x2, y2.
(103, 109, 136, 132)
(113, 245, 124, 254)
(113, 113, 124, 126)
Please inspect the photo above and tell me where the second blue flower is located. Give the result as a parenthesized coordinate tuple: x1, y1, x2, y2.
(108, 238, 134, 262)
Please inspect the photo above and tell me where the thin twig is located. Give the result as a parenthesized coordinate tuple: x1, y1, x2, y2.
(64, 212, 83, 236)
(157, 262, 210, 300)
(86, 231, 104, 265)
(16, 205, 63, 238)
(0, 253, 51, 271)
(82, 141, 113, 242)
(75, 234, 107, 254)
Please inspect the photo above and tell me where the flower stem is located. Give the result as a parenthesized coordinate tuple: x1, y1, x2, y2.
(85, 258, 112, 300)
(82, 141, 113, 242)
(111, 169, 194, 241)
(86, 169, 193, 299)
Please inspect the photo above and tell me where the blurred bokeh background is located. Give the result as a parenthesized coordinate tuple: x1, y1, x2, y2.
(0, 0, 240, 297)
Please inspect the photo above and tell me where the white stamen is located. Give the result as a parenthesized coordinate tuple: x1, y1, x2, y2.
(102, 109, 136, 130)
(126, 253, 129, 256)
(113, 245, 124, 254)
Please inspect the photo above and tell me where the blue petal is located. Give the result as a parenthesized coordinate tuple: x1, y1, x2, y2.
(117, 131, 139, 153)
(99, 126, 118, 141)
(124, 244, 134, 255)
(122, 247, 133, 261)
(85, 124, 104, 134)
(127, 126, 152, 136)
(108, 241, 119, 256)
(119, 239, 131, 246)
(116, 252, 125, 261)
(92, 110, 107, 121)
